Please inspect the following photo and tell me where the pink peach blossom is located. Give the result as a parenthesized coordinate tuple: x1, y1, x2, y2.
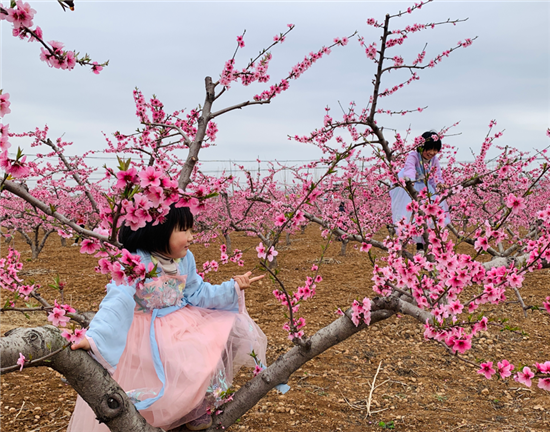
(514, 366, 534, 387)
(17, 352, 26, 371)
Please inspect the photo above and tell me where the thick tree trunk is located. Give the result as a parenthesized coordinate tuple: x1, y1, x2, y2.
(224, 232, 232, 253)
(339, 238, 348, 256)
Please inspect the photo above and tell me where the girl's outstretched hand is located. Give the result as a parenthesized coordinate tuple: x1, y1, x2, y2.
(71, 337, 91, 351)
(234, 271, 265, 290)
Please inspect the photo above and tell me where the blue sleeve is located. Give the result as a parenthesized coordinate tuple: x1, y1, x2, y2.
(183, 251, 239, 312)
(86, 280, 136, 370)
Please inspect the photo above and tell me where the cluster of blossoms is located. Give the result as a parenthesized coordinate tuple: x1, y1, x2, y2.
(1, 1, 104, 73)
(424, 316, 488, 355)
(129, 89, 217, 150)
(39, 40, 76, 70)
(220, 24, 298, 90)
(219, 36, 273, 88)
(274, 210, 306, 228)
(202, 260, 219, 274)
(1, 1, 37, 32)
(229, 249, 244, 266)
(94, 249, 156, 289)
(271, 263, 325, 339)
(219, 244, 229, 264)
(0, 248, 36, 300)
(458, 38, 473, 48)
(255, 242, 278, 262)
(294, 272, 321, 302)
(364, 42, 377, 60)
(253, 38, 341, 102)
(197, 246, 243, 279)
(220, 54, 273, 88)
(47, 300, 74, 327)
(333, 37, 349, 46)
(61, 327, 87, 344)
(0, 92, 31, 178)
(350, 297, 372, 327)
(109, 165, 182, 230)
(477, 360, 550, 391)
(412, 50, 426, 66)
(282, 317, 306, 340)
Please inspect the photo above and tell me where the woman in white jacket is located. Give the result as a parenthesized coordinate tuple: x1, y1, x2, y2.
(390, 131, 449, 254)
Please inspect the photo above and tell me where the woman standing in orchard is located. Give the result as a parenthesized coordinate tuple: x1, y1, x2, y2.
(390, 131, 449, 255)
(67, 205, 267, 431)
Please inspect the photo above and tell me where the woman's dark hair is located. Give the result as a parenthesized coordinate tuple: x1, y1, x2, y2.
(419, 130, 442, 152)
(118, 205, 194, 254)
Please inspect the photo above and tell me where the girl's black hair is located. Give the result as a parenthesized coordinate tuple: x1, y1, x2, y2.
(118, 205, 194, 254)
(419, 130, 442, 152)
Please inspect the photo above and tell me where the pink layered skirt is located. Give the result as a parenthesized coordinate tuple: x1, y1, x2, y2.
(67, 305, 267, 431)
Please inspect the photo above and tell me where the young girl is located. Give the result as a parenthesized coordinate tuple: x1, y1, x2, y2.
(389, 131, 449, 254)
(67, 205, 267, 431)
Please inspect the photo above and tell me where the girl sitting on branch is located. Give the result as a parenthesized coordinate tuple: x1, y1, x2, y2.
(68, 205, 267, 431)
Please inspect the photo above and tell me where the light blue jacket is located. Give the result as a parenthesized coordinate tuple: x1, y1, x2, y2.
(86, 249, 239, 373)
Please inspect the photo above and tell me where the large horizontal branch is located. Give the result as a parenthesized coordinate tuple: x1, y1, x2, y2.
(212, 293, 433, 428)
(447, 224, 550, 271)
(0, 326, 162, 432)
(210, 308, 396, 429)
(2, 180, 113, 244)
(372, 295, 434, 325)
(514, 253, 550, 269)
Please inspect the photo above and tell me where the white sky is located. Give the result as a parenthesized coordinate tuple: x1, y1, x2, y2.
(1, 0, 549, 180)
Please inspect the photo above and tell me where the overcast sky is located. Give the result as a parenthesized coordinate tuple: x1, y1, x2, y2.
(2, 0, 549, 179)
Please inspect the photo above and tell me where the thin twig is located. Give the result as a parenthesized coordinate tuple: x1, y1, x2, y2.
(0, 341, 71, 373)
(367, 360, 383, 417)
(13, 401, 25, 421)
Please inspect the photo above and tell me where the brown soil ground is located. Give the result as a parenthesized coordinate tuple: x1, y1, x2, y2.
(1, 226, 549, 432)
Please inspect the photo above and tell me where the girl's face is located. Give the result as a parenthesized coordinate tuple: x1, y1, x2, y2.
(167, 227, 193, 259)
(421, 148, 439, 161)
